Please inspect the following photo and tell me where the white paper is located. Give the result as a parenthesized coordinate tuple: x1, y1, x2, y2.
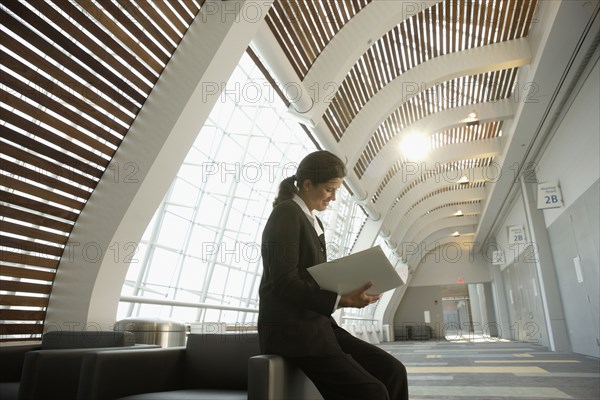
(307, 246, 404, 295)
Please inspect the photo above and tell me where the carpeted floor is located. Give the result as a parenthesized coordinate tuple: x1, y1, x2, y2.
(379, 338, 600, 400)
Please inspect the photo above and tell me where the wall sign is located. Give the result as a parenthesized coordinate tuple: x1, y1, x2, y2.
(508, 225, 527, 245)
(537, 181, 563, 209)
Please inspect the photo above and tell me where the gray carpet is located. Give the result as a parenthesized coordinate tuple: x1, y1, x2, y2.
(378, 339, 599, 400)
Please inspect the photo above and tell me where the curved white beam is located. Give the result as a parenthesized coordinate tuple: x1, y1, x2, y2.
(372, 143, 505, 216)
(403, 215, 479, 257)
(385, 186, 486, 246)
(383, 201, 474, 249)
(300, 0, 440, 119)
(397, 203, 482, 251)
(406, 228, 477, 267)
(379, 166, 490, 223)
(340, 38, 531, 165)
(389, 172, 485, 252)
(361, 99, 515, 191)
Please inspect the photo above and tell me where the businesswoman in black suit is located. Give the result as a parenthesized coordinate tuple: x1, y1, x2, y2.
(258, 150, 408, 400)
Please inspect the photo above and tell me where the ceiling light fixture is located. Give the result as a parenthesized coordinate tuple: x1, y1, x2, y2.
(454, 210, 464, 217)
(400, 133, 429, 161)
(457, 176, 469, 184)
(451, 231, 461, 237)
(468, 111, 478, 120)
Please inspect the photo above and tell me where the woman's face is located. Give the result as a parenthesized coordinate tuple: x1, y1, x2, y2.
(300, 177, 344, 212)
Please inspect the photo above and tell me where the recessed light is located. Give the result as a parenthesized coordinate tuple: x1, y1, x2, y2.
(400, 133, 429, 161)
(468, 111, 477, 120)
(451, 231, 461, 237)
(454, 210, 464, 216)
(457, 176, 469, 184)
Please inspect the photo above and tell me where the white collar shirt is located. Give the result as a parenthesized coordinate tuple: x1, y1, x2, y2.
(292, 194, 324, 237)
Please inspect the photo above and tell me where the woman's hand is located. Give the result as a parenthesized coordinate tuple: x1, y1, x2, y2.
(338, 281, 381, 309)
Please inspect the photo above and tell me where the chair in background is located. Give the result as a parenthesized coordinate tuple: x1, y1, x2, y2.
(0, 343, 41, 400)
(0, 330, 148, 400)
(248, 354, 323, 400)
(77, 333, 261, 400)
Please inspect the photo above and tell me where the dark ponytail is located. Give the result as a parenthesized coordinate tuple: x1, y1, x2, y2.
(272, 175, 298, 207)
(273, 151, 346, 207)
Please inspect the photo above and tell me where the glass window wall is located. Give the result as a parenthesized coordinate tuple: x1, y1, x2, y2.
(117, 53, 367, 326)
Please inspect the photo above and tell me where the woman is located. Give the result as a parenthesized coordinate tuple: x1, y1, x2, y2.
(258, 150, 408, 400)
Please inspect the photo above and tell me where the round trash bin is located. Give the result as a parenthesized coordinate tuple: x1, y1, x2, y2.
(114, 317, 186, 347)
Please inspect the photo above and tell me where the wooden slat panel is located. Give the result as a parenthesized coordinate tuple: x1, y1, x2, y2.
(1, 135, 99, 189)
(0, 220, 67, 246)
(0, 295, 49, 308)
(0, 236, 63, 258)
(1, 159, 91, 200)
(0, 175, 85, 210)
(0, 280, 52, 295)
(323, 1, 342, 32)
(295, 1, 323, 56)
(22, 0, 153, 94)
(48, 0, 157, 85)
(1, 75, 123, 147)
(266, 9, 304, 78)
(0, 265, 55, 281)
(1, 51, 128, 135)
(2, 90, 116, 157)
(0, 36, 134, 125)
(2, 1, 146, 105)
(277, 2, 311, 73)
(0, 251, 58, 269)
(0, 191, 79, 222)
(182, 0, 201, 16)
(0, 10, 140, 115)
(135, 0, 182, 44)
(72, 0, 162, 74)
(304, 0, 329, 48)
(0, 323, 45, 335)
(0, 309, 46, 321)
(152, 0, 188, 34)
(167, 0, 195, 25)
(313, 0, 335, 38)
(1, 126, 102, 183)
(115, 0, 174, 51)
(97, 0, 170, 64)
(0, 205, 72, 233)
(1, 114, 109, 168)
(522, 0, 538, 37)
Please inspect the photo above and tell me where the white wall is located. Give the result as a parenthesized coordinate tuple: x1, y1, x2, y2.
(536, 58, 600, 227)
(410, 243, 492, 287)
(494, 192, 530, 269)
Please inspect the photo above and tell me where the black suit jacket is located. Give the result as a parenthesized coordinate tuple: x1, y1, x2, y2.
(258, 199, 342, 357)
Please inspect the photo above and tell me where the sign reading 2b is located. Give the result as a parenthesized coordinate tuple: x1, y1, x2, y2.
(537, 181, 563, 209)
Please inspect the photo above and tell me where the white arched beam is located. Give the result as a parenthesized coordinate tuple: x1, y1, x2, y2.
(298, 0, 440, 120)
(45, 0, 273, 330)
(385, 186, 486, 248)
(406, 229, 477, 267)
(383, 201, 481, 246)
(339, 38, 531, 164)
(361, 99, 515, 195)
(355, 138, 503, 249)
(397, 203, 481, 253)
(404, 215, 479, 257)
(376, 165, 493, 225)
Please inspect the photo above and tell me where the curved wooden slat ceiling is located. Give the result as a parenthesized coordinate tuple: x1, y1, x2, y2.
(0, 0, 204, 341)
(264, 0, 538, 262)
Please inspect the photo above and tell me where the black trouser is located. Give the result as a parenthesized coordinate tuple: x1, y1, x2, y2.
(289, 326, 409, 400)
